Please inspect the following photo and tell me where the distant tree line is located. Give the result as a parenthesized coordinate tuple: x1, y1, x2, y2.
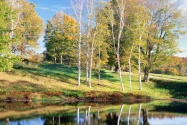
(152, 57, 187, 76)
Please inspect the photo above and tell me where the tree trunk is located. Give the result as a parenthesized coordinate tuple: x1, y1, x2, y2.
(86, 50, 89, 82)
(128, 44, 134, 91)
(54, 56, 57, 64)
(89, 49, 93, 88)
(60, 55, 62, 64)
(144, 68, 149, 82)
(117, 53, 124, 91)
(77, 33, 81, 86)
(138, 36, 142, 90)
(98, 43, 101, 85)
(109, 1, 125, 91)
(89, 32, 96, 88)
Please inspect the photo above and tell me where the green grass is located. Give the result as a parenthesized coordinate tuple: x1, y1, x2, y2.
(0, 63, 187, 101)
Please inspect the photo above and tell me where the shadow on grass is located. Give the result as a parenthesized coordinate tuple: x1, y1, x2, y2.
(150, 78, 187, 99)
(40, 63, 77, 74)
(21, 63, 78, 85)
(93, 70, 119, 83)
(22, 64, 121, 90)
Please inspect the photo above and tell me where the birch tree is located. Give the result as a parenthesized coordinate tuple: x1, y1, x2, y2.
(7, 0, 44, 56)
(71, 0, 86, 86)
(84, 0, 95, 83)
(107, 0, 126, 91)
(133, 3, 149, 90)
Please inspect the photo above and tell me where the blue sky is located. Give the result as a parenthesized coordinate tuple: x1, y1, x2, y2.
(28, 0, 187, 57)
(28, 0, 73, 54)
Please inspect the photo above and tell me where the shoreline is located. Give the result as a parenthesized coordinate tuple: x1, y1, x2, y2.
(0, 95, 186, 103)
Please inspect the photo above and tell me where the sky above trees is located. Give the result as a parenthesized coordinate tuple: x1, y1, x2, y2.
(28, 0, 187, 57)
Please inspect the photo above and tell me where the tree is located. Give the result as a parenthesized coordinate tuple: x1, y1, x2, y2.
(70, 0, 86, 86)
(106, 0, 126, 91)
(126, 1, 150, 90)
(44, 12, 78, 65)
(7, 0, 44, 56)
(141, 0, 186, 82)
(95, 6, 110, 85)
(0, 0, 19, 71)
(83, 0, 96, 87)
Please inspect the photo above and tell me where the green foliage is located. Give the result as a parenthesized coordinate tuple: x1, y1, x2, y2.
(9, 0, 44, 55)
(0, 1, 19, 71)
(44, 12, 78, 64)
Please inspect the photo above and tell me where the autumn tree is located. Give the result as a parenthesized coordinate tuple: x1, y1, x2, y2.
(70, 0, 86, 86)
(7, 0, 44, 56)
(124, 0, 150, 90)
(44, 12, 78, 64)
(106, 0, 127, 91)
(0, 0, 18, 71)
(141, 0, 186, 82)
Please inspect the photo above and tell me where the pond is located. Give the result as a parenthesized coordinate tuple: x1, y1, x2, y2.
(0, 100, 187, 125)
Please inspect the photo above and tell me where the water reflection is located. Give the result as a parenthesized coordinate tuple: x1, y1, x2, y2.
(0, 101, 187, 125)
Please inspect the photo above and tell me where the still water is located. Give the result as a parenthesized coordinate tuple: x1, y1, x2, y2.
(0, 101, 187, 125)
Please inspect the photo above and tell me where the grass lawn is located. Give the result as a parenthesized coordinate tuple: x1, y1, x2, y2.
(0, 63, 187, 101)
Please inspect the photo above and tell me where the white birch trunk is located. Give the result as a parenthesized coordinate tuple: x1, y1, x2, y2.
(89, 32, 96, 88)
(85, 0, 93, 83)
(128, 44, 134, 91)
(110, 18, 124, 91)
(70, 0, 85, 86)
(108, 1, 125, 91)
(78, 38, 81, 86)
(117, 22, 125, 91)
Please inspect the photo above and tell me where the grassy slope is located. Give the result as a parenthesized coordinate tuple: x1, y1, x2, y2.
(0, 63, 187, 101)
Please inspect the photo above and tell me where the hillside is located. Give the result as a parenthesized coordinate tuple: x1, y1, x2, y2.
(0, 63, 187, 102)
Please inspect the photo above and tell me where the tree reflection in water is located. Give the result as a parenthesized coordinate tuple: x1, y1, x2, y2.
(106, 112, 118, 125)
(5, 102, 187, 125)
(127, 105, 132, 125)
(142, 109, 150, 125)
